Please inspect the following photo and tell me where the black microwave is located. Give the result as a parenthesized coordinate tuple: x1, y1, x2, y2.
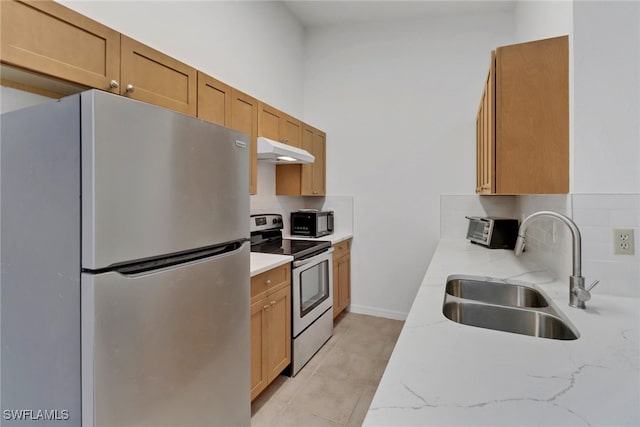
(291, 210, 334, 237)
(465, 216, 519, 249)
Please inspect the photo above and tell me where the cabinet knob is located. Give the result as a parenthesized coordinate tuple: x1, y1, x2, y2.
(270, 300, 276, 305)
(263, 305, 270, 310)
(125, 84, 135, 93)
(109, 80, 119, 89)
(265, 279, 271, 285)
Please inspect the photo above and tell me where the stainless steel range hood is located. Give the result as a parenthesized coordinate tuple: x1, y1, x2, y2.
(257, 136, 314, 164)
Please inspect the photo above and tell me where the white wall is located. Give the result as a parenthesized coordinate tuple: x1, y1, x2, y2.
(57, 0, 305, 117)
(572, 0, 640, 193)
(513, 0, 573, 42)
(0, 86, 52, 113)
(302, 12, 515, 318)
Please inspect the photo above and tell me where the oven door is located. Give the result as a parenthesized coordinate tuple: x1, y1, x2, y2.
(292, 248, 334, 337)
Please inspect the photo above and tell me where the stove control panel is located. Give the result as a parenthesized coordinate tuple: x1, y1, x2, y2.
(250, 214, 283, 233)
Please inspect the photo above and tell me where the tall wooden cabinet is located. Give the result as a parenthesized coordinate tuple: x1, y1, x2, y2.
(332, 239, 352, 318)
(250, 264, 291, 401)
(277, 124, 326, 196)
(230, 89, 259, 195)
(301, 125, 326, 196)
(476, 36, 569, 195)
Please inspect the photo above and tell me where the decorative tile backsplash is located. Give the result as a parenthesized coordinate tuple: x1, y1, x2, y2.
(572, 194, 640, 297)
(439, 195, 518, 239)
(250, 195, 353, 237)
(440, 193, 639, 298)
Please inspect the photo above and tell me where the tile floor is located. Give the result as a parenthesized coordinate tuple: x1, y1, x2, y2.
(251, 312, 404, 427)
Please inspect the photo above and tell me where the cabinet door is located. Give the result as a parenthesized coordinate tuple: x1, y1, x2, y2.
(476, 51, 495, 194)
(120, 36, 197, 115)
(301, 126, 315, 195)
(197, 72, 231, 127)
(281, 114, 302, 148)
(0, 0, 120, 92)
(312, 129, 326, 195)
(250, 298, 268, 400)
(338, 254, 351, 311)
(266, 285, 291, 383)
(495, 36, 568, 194)
(332, 257, 341, 318)
(230, 89, 258, 195)
(257, 102, 282, 141)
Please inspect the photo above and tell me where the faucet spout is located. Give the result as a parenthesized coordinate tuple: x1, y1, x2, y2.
(514, 211, 597, 309)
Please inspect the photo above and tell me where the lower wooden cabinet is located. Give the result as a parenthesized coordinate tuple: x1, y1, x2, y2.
(332, 239, 352, 318)
(250, 264, 291, 401)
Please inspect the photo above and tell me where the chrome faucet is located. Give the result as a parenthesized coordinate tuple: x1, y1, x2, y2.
(514, 211, 599, 309)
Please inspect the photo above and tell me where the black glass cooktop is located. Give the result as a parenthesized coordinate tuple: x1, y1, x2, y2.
(251, 238, 331, 260)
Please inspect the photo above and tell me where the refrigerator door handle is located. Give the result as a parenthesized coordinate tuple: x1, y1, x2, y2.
(110, 240, 249, 277)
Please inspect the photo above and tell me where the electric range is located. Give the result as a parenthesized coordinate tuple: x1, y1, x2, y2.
(250, 213, 334, 376)
(250, 214, 331, 259)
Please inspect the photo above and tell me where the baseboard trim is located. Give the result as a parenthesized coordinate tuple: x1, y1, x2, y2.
(347, 304, 408, 321)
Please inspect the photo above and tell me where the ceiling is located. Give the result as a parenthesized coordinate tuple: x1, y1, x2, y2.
(282, 0, 517, 28)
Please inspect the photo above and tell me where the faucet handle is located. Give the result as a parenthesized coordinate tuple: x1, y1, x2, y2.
(573, 287, 591, 302)
(573, 280, 599, 303)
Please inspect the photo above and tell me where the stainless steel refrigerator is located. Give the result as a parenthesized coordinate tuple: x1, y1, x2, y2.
(1, 90, 250, 426)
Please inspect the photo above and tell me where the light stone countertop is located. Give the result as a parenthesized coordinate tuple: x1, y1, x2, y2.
(250, 253, 293, 277)
(364, 239, 640, 427)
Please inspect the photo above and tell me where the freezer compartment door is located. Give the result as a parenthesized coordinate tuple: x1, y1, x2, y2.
(81, 90, 249, 270)
(82, 242, 250, 427)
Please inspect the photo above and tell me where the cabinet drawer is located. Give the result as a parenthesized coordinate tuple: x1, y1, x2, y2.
(332, 239, 351, 259)
(251, 264, 290, 299)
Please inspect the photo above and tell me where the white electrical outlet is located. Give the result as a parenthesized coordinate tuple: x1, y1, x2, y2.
(613, 229, 635, 255)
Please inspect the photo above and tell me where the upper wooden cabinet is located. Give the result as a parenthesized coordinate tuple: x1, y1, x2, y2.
(476, 36, 569, 195)
(257, 102, 282, 141)
(230, 89, 259, 195)
(304, 125, 326, 196)
(281, 114, 302, 148)
(276, 124, 326, 196)
(0, 0, 120, 93)
(197, 72, 232, 127)
(120, 36, 197, 115)
(257, 102, 302, 148)
(476, 51, 496, 194)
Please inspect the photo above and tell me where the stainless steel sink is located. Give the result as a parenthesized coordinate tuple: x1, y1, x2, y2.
(446, 276, 548, 308)
(442, 275, 579, 340)
(443, 301, 578, 340)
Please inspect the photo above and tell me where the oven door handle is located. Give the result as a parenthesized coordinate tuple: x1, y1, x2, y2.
(292, 248, 334, 268)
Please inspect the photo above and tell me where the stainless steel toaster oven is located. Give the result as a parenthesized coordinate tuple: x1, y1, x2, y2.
(465, 216, 519, 249)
